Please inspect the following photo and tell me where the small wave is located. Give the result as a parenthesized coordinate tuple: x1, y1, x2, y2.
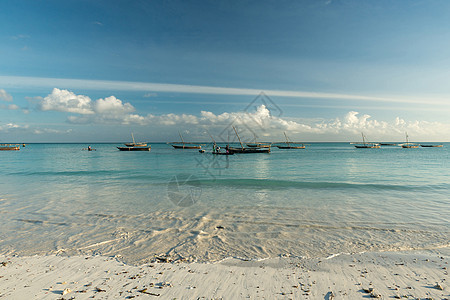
(7, 170, 120, 177)
(197, 178, 424, 191)
(14, 218, 68, 226)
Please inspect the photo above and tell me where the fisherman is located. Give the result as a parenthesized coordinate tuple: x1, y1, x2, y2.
(88, 145, 92, 151)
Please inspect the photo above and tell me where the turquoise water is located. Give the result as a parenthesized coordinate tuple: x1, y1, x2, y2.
(0, 143, 449, 263)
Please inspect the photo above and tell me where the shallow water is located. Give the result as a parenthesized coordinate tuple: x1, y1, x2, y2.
(0, 143, 449, 263)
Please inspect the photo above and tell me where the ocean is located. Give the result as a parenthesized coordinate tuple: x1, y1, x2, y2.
(0, 143, 448, 264)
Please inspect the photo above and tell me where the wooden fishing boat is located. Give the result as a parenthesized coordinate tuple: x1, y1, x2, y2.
(401, 133, 419, 148)
(170, 132, 202, 149)
(0, 144, 20, 151)
(124, 133, 147, 147)
(246, 134, 271, 148)
(420, 144, 443, 147)
(171, 144, 202, 149)
(227, 126, 271, 154)
(227, 147, 270, 153)
(246, 143, 271, 148)
(117, 145, 151, 151)
(275, 132, 306, 149)
(352, 133, 380, 148)
(276, 144, 305, 149)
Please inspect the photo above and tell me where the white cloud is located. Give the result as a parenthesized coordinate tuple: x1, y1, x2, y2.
(0, 122, 71, 135)
(94, 96, 135, 114)
(40, 88, 94, 114)
(143, 93, 158, 98)
(39, 88, 136, 117)
(0, 89, 13, 102)
(32, 128, 73, 135)
(0, 103, 21, 110)
(0, 123, 29, 132)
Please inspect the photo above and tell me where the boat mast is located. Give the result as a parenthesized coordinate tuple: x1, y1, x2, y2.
(233, 126, 244, 149)
(362, 132, 366, 146)
(405, 132, 409, 146)
(208, 132, 216, 147)
(131, 133, 136, 144)
(179, 132, 185, 145)
(284, 132, 291, 147)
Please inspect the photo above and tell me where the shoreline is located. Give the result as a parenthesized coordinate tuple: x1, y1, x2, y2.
(1, 248, 448, 299)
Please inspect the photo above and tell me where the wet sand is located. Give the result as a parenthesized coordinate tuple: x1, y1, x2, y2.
(1, 248, 448, 299)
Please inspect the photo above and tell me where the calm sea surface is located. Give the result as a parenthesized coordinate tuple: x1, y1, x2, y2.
(0, 143, 449, 263)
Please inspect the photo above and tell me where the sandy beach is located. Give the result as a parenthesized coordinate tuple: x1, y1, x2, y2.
(1, 248, 448, 299)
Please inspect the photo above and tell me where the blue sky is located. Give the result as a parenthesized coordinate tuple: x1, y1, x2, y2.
(1, 0, 450, 142)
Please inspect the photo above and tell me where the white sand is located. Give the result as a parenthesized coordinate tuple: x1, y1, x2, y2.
(1, 249, 448, 299)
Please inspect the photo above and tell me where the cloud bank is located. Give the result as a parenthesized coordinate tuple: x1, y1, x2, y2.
(35, 89, 449, 141)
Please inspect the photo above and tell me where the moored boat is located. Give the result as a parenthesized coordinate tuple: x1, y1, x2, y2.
(420, 144, 443, 147)
(228, 126, 271, 154)
(124, 133, 147, 147)
(246, 143, 271, 148)
(171, 144, 202, 149)
(0, 144, 20, 151)
(170, 132, 202, 149)
(117, 146, 151, 151)
(276, 145, 305, 149)
(352, 133, 380, 148)
(246, 134, 271, 148)
(275, 132, 306, 149)
(227, 147, 270, 153)
(401, 133, 419, 148)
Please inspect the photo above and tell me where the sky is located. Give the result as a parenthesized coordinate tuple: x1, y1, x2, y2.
(1, 0, 450, 143)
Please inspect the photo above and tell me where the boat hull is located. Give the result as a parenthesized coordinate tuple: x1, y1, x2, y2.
(117, 146, 151, 151)
(421, 145, 443, 147)
(276, 146, 305, 149)
(172, 145, 202, 149)
(354, 145, 380, 148)
(246, 144, 271, 148)
(124, 143, 147, 147)
(0, 145, 20, 151)
(402, 145, 419, 148)
(228, 147, 270, 154)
